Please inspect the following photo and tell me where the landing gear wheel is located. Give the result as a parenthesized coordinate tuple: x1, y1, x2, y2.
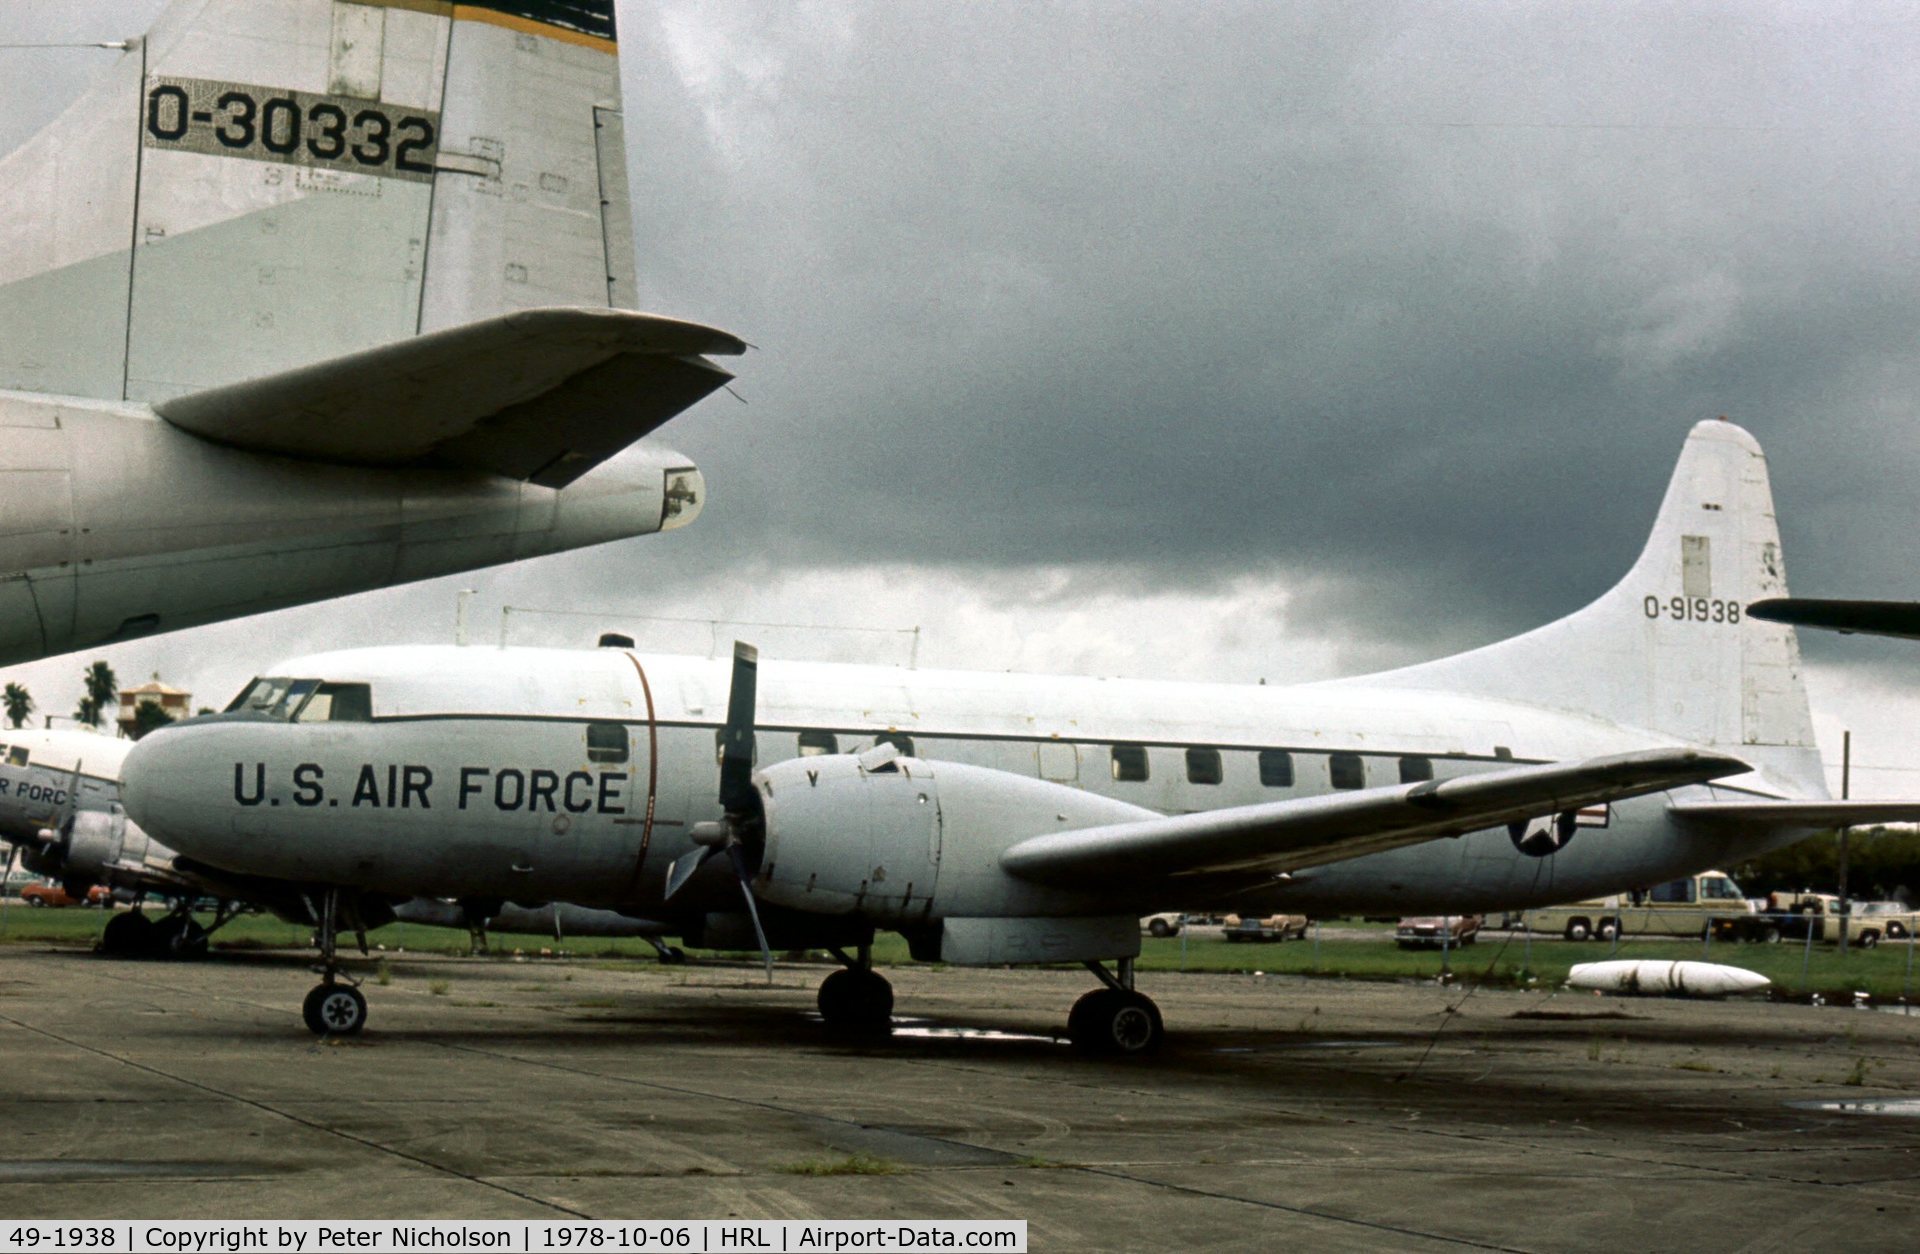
(164, 917, 209, 960)
(302, 983, 368, 1036)
(101, 910, 154, 958)
(817, 967, 893, 1032)
(1068, 988, 1164, 1056)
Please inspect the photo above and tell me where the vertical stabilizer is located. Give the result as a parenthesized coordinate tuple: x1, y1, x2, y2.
(1351, 419, 1823, 794)
(0, 0, 634, 404)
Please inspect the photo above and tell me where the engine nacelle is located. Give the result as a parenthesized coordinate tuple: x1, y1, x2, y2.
(63, 807, 157, 889)
(753, 753, 1154, 922)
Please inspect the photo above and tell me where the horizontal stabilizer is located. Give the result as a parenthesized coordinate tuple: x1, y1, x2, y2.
(1001, 748, 1747, 886)
(1747, 599, 1920, 642)
(154, 308, 746, 488)
(1671, 799, 1920, 831)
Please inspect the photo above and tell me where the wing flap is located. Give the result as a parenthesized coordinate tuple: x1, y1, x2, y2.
(1671, 799, 1920, 831)
(153, 307, 746, 488)
(1000, 748, 1748, 887)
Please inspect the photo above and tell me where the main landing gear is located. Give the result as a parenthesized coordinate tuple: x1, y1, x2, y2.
(100, 901, 241, 960)
(302, 888, 368, 1037)
(1068, 958, 1163, 1056)
(818, 944, 893, 1032)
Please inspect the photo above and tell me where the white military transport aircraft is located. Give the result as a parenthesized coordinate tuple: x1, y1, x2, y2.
(121, 421, 1920, 1052)
(0, 0, 741, 665)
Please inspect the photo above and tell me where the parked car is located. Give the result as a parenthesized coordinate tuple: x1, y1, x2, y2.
(20, 881, 109, 908)
(1223, 912, 1308, 942)
(1141, 912, 1184, 938)
(1396, 915, 1482, 948)
(1853, 901, 1919, 941)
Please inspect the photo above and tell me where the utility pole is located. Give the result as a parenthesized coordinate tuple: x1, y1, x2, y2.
(1838, 730, 1851, 956)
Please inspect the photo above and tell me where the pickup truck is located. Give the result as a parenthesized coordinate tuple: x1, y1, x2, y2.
(1767, 892, 1896, 947)
(1527, 870, 1772, 942)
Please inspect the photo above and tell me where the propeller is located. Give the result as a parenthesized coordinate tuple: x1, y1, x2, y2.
(26, 758, 84, 878)
(665, 642, 773, 981)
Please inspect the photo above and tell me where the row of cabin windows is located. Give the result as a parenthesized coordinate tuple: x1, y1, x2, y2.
(676, 726, 1437, 790)
(1116, 745, 1433, 789)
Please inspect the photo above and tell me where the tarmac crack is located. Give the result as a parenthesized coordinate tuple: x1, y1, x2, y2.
(432, 1040, 1523, 1250)
(0, 1008, 591, 1219)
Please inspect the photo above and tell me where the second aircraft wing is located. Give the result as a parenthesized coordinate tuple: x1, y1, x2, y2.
(153, 307, 746, 488)
(999, 748, 1748, 886)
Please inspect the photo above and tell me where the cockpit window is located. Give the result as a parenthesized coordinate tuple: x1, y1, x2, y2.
(227, 676, 293, 714)
(5, 747, 25, 768)
(226, 677, 371, 722)
(295, 683, 372, 723)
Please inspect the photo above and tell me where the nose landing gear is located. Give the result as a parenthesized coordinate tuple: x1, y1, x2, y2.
(303, 887, 368, 1036)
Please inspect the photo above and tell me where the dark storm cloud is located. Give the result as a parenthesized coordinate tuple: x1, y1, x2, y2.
(626, 1, 1920, 658)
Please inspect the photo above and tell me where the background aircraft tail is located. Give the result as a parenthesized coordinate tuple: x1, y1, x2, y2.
(1354, 419, 1825, 796)
(0, 0, 634, 403)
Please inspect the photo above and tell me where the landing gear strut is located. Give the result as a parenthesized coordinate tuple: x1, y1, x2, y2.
(302, 888, 367, 1036)
(100, 900, 244, 960)
(818, 944, 893, 1032)
(1068, 957, 1163, 1055)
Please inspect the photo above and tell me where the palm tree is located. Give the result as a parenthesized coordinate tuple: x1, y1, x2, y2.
(2, 683, 31, 730)
(76, 661, 117, 730)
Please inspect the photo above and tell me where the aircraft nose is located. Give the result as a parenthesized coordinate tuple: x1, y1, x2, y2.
(121, 726, 214, 858)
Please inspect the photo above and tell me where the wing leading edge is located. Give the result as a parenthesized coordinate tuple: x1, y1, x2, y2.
(999, 748, 1749, 887)
(1671, 799, 1920, 832)
(153, 308, 747, 488)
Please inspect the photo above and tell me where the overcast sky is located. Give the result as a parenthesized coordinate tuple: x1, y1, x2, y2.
(2, 1, 1917, 794)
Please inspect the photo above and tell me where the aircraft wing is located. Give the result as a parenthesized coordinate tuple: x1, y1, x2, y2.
(1747, 599, 1920, 641)
(999, 748, 1747, 886)
(1670, 799, 1920, 831)
(153, 308, 746, 489)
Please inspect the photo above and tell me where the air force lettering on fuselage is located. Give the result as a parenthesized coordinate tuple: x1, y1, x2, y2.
(231, 761, 631, 817)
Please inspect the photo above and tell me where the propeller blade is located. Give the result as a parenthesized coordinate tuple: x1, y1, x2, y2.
(717, 641, 759, 813)
(727, 841, 774, 983)
(664, 846, 716, 900)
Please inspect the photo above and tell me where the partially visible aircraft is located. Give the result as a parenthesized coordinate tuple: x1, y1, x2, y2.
(0, 0, 741, 666)
(1748, 599, 1920, 641)
(123, 420, 1920, 1051)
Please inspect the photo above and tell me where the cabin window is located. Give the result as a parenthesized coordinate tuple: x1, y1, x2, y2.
(713, 729, 758, 765)
(1111, 745, 1150, 782)
(585, 722, 627, 764)
(876, 732, 914, 757)
(1258, 750, 1294, 787)
(5, 746, 25, 768)
(798, 731, 838, 757)
(1329, 753, 1365, 790)
(1185, 747, 1223, 785)
(1398, 755, 1434, 783)
(294, 683, 372, 723)
(1649, 878, 1695, 904)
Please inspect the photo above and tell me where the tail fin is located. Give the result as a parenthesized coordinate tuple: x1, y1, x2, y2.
(1357, 419, 1824, 794)
(0, 0, 635, 403)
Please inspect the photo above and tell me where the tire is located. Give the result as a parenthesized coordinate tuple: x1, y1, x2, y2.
(1596, 918, 1620, 943)
(1860, 931, 1880, 949)
(302, 983, 367, 1036)
(1758, 924, 1781, 944)
(1068, 989, 1163, 1056)
(1889, 923, 1908, 941)
(818, 968, 893, 1031)
(1563, 919, 1590, 942)
(101, 910, 154, 957)
(1148, 918, 1174, 938)
(26, 897, 44, 908)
